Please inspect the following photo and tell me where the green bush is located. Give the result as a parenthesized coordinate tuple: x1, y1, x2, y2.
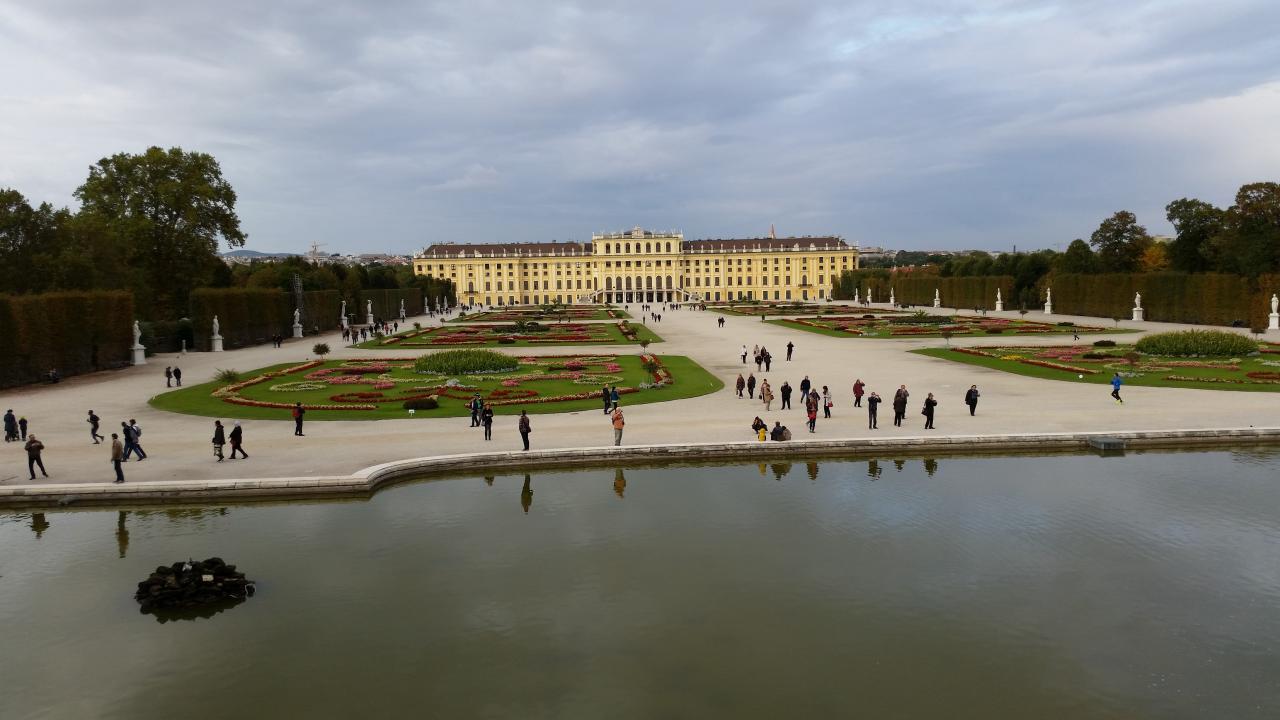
(403, 397, 439, 410)
(0, 290, 134, 388)
(1135, 330, 1257, 357)
(414, 349, 519, 375)
(985, 328, 1004, 334)
(312, 343, 330, 358)
(1093, 340, 1116, 347)
(215, 368, 241, 382)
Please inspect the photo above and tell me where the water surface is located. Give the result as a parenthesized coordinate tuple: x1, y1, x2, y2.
(1, 450, 1278, 719)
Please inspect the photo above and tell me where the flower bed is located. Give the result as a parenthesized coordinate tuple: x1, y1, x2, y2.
(776, 314, 1110, 339)
(363, 321, 650, 347)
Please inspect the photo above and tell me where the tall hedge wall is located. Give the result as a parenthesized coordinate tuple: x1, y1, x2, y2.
(301, 290, 342, 331)
(0, 291, 134, 388)
(833, 272, 1014, 310)
(351, 289, 424, 323)
(894, 276, 1015, 310)
(190, 288, 292, 351)
(1050, 273, 1280, 328)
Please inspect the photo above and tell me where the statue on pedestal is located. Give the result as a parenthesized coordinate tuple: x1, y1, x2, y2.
(132, 321, 142, 348)
(1134, 292, 1142, 309)
(1273, 293, 1279, 315)
(293, 308, 301, 325)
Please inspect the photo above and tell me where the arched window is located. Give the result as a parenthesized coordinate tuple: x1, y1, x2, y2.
(645, 242, 651, 253)
(467, 282, 475, 292)
(614, 243, 620, 254)
(603, 244, 610, 254)
(666, 275, 673, 289)
(665, 242, 671, 253)
(646, 276, 653, 289)
(625, 243, 631, 253)
(605, 277, 613, 291)
(625, 277, 632, 290)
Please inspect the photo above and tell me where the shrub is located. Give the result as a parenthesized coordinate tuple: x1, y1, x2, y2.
(1134, 330, 1257, 357)
(1056, 321, 1075, 326)
(313, 343, 330, 359)
(1081, 352, 1112, 360)
(215, 368, 241, 382)
(1093, 340, 1116, 347)
(498, 337, 516, 344)
(985, 328, 1004, 334)
(403, 397, 439, 410)
(414, 349, 519, 374)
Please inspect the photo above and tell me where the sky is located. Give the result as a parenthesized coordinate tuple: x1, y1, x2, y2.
(2, 0, 1279, 255)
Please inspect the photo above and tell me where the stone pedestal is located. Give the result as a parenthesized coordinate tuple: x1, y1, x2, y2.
(366, 313, 375, 326)
(995, 300, 1004, 312)
(1044, 302, 1052, 315)
(211, 335, 224, 352)
(1268, 312, 1278, 331)
(933, 298, 941, 308)
(131, 345, 146, 366)
(1132, 307, 1144, 322)
(292, 323, 303, 339)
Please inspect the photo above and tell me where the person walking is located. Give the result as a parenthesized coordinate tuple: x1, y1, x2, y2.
(923, 393, 938, 430)
(292, 402, 306, 436)
(822, 386, 833, 418)
(212, 420, 226, 461)
(761, 380, 774, 411)
(3, 409, 15, 442)
(786, 341, 794, 361)
(1111, 373, 1124, 404)
(470, 393, 483, 427)
(610, 385, 620, 411)
(611, 405, 625, 446)
(128, 419, 146, 458)
(25, 434, 48, 479)
(121, 421, 146, 461)
(228, 421, 248, 459)
(164, 366, 173, 387)
(110, 433, 125, 483)
(964, 385, 980, 416)
(852, 379, 865, 408)
(867, 391, 881, 429)
(799, 375, 811, 402)
(741, 345, 748, 364)
(746, 373, 757, 399)
(172, 367, 182, 386)
(892, 385, 909, 427)
(88, 410, 104, 444)
(806, 393, 818, 433)
(518, 411, 531, 451)
(763, 350, 772, 373)
(601, 385, 612, 414)
(735, 373, 746, 398)
(18, 416, 27, 440)
(780, 381, 792, 409)
(482, 404, 494, 441)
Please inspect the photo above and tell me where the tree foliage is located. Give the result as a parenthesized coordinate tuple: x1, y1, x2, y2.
(1089, 211, 1150, 272)
(1165, 198, 1223, 273)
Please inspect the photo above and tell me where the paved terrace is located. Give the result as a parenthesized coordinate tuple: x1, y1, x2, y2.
(2, 303, 1277, 490)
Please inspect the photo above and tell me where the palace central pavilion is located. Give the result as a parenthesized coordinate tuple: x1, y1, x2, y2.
(414, 227, 860, 306)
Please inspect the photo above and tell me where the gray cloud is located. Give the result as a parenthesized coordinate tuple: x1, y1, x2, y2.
(1, 0, 1278, 253)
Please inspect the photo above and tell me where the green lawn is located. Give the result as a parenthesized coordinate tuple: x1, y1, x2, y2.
(149, 354, 722, 421)
(914, 344, 1280, 392)
(355, 321, 661, 348)
(771, 314, 1133, 339)
(448, 307, 630, 322)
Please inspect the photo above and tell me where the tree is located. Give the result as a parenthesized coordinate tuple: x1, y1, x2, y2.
(1089, 211, 1150, 272)
(313, 343, 330, 359)
(1055, 239, 1097, 274)
(1207, 182, 1280, 276)
(1140, 242, 1170, 272)
(74, 146, 246, 318)
(1165, 198, 1223, 273)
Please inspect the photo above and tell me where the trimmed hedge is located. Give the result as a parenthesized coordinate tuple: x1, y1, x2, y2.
(1135, 330, 1257, 357)
(352, 289, 425, 324)
(833, 272, 1015, 310)
(0, 291, 134, 388)
(190, 288, 292, 351)
(414, 349, 519, 375)
(1049, 273, 1280, 328)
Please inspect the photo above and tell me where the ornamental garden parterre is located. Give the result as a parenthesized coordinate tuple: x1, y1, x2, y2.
(771, 313, 1116, 338)
(447, 306, 630, 323)
(358, 320, 659, 348)
(150, 352, 721, 420)
(916, 333, 1280, 392)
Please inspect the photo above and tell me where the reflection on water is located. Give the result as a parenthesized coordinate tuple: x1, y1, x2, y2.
(2, 450, 1279, 719)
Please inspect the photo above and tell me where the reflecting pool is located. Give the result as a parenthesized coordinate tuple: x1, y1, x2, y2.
(2, 450, 1279, 719)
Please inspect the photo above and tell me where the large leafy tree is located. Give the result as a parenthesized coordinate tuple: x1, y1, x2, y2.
(74, 146, 246, 318)
(1208, 182, 1280, 276)
(1089, 211, 1150, 272)
(1055, 239, 1097, 274)
(1165, 198, 1223, 273)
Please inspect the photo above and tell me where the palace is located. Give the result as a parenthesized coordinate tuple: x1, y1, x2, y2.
(413, 227, 859, 306)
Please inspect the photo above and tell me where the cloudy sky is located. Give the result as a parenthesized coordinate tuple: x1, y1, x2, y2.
(2, 0, 1278, 254)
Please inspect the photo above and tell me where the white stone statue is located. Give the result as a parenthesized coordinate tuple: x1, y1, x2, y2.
(212, 315, 220, 337)
(1272, 293, 1279, 315)
(132, 320, 142, 347)
(340, 300, 346, 319)
(889, 288, 896, 305)
(995, 288, 1004, 312)
(996, 288, 1002, 302)
(1270, 294, 1280, 332)
(1046, 288, 1052, 304)
(1134, 292, 1142, 309)
(131, 320, 146, 365)
(367, 300, 373, 316)
(293, 308, 301, 325)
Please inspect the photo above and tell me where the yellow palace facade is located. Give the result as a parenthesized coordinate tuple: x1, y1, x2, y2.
(413, 227, 859, 306)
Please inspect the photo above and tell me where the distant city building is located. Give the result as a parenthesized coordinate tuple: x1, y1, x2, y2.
(413, 226, 860, 305)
